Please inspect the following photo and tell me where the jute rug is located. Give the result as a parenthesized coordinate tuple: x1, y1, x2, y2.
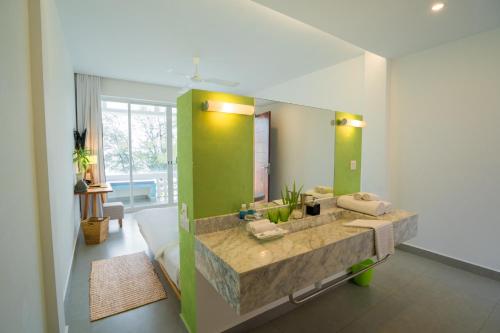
(89, 252, 167, 321)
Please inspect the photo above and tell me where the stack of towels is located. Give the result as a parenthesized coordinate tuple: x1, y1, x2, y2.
(246, 219, 287, 240)
(305, 185, 334, 199)
(337, 192, 393, 217)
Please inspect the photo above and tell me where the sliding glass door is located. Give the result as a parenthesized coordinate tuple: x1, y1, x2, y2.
(101, 98, 177, 208)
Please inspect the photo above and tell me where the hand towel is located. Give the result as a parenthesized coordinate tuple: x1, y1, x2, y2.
(246, 219, 277, 234)
(343, 219, 395, 259)
(337, 195, 385, 216)
(381, 201, 393, 214)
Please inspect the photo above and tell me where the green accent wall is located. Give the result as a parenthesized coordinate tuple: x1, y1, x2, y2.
(334, 111, 363, 196)
(177, 89, 254, 333)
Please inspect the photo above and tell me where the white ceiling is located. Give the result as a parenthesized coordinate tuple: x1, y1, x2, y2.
(56, 0, 364, 94)
(253, 0, 500, 58)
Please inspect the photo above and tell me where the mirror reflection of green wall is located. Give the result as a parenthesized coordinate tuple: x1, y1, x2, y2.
(334, 111, 363, 196)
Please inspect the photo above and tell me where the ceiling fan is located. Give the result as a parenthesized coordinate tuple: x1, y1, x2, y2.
(169, 57, 239, 88)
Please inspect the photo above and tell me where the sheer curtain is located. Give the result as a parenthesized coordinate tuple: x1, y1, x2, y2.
(75, 73, 104, 215)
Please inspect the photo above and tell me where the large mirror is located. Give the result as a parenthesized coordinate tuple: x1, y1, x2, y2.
(254, 99, 335, 203)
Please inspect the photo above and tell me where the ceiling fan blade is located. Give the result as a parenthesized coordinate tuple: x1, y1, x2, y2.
(203, 78, 240, 87)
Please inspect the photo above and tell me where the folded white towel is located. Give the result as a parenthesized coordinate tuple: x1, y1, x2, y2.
(381, 201, 393, 214)
(314, 186, 333, 194)
(343, 219, 395, 259)
(337, 195, 385, 216)
(246, 219, 277, 234)
(353, 192, 363, 200)
(353, 192, 380, 201)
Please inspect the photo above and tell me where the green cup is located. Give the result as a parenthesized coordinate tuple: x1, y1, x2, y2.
(267, 208, 280, 224)
(278, 207, 290, 222)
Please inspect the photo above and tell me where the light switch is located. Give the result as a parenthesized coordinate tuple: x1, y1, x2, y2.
(350, 160, 357, 171)
(180, 203, 189, 232)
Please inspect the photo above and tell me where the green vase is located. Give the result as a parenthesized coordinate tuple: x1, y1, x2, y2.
(267, 208, 280, 224)
(278, 207, 290, 222)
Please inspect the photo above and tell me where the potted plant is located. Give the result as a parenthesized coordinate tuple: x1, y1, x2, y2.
(73, 129, 89, 193)
(73, 147, 91, 180)
(281, 181, 303, 219)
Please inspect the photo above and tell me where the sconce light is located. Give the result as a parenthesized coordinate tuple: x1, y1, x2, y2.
(202, 100, 254, 115)
(338, 118, 366, 128)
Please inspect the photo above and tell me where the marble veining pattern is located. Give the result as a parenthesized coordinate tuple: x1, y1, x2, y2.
(195, 206, 418, 314)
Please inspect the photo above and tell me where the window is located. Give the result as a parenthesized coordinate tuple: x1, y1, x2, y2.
(101, 97, 177, 208)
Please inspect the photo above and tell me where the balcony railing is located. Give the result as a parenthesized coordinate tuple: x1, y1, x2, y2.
(105, 171, 178, 208)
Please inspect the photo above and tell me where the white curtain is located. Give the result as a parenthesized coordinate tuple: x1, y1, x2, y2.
(76, 73, 104, 182)
(76, 74, 104, 215)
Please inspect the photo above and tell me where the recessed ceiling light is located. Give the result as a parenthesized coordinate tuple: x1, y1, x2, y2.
(431, 2, 445, 12)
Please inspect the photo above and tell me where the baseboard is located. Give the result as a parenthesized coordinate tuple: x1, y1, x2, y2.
(397, 243, 500, 282)
(63, 221, 80, 311)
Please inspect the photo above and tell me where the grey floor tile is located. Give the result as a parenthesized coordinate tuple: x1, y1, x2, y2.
(340, 275, 495, 333)
(480, 302, 500, 333)
(253, 282, 390, 333)
(66, 214, 186, 333)
(255, 249, 500, 333)
(420, 262, 500, 303)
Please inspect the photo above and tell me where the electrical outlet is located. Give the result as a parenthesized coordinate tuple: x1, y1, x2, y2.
(180, 203, 189, 232)
(350, 160, 357, 171)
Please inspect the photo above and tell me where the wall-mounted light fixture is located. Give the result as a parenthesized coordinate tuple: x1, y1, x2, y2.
(338, 118, 367, 128)
(201, 100, 254, 115)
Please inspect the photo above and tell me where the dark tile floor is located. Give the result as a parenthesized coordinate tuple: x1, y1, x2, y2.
(65, 215, 186, 333)
(66, 214, 500, 333)
(251, 249, 500, 333)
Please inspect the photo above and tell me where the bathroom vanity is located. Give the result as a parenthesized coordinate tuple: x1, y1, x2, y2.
(194, 198, 418, 315)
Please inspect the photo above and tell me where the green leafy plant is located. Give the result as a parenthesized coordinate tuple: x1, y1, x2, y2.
(281, 181, 303, 214)
(73, 147, 91, 175)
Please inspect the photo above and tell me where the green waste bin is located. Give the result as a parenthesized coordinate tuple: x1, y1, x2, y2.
(351, 258, 375, 287)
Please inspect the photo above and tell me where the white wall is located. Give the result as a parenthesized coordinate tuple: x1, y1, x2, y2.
(389, 28, 500, 271)
(255, 53, 389, 198)
(101, 77, 182, 104)
(256, 102, 335, 200)
(362, 53, 389, 198)
(40, 0, 79, 328)
(0, 0, 78, 331)
(0, 1, 47, 332)
(255, 56, 364, 113)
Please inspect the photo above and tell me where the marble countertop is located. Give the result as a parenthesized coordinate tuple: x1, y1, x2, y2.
(195, 207, 418, 314)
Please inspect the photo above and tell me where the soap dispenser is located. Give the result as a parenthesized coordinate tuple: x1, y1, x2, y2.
(239, 204, 248, 220)
(247, 203, 256, 215)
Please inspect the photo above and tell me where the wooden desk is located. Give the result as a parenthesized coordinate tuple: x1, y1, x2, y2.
(76, 184, 113, 219)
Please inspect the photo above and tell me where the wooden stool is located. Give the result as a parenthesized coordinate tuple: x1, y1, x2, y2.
(103, 202, 125, 228)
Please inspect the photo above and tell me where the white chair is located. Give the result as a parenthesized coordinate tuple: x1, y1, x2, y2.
(103, 202, 124, 228)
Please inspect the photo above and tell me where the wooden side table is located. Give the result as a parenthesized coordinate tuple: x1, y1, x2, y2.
(75, 184, 113, 219)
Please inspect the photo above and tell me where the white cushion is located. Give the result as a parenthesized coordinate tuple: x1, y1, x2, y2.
(103, 201, 124, 219)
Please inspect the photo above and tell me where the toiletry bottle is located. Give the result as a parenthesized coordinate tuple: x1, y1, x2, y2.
(239, 204, 248, 220)
(247, 203, 256, 215)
